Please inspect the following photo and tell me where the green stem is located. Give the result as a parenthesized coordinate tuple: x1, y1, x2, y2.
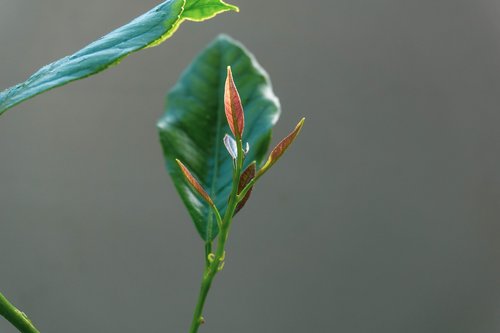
(0, 292, 40, 333)
(189, 139, 244, 333)
(204, 242, 212, 268)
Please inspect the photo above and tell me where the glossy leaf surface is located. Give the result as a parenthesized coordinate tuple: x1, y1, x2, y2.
(0, 0, 238, 116)
(158, 35, 280, 241)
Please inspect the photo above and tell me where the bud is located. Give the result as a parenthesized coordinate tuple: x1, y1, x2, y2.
(224, 66, 245, 139)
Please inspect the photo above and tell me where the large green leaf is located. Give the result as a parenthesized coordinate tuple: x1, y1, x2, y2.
(0, 0, 238, 116)
(158, 35, 280, 241)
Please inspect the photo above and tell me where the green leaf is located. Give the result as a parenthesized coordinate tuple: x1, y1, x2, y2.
(182, 0, 239, 21)
(158, 35, 280, 241)
(0, 0, 238, 116)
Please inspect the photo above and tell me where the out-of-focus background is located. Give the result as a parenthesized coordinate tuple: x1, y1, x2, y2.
(0, 1, 499, 332)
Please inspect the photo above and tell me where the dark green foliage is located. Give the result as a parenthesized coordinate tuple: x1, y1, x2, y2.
(158, 35, 280, 241)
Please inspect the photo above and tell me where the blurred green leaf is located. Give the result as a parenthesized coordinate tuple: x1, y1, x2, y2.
(158, 35, 280, 241)
(0, 0, 238, 116)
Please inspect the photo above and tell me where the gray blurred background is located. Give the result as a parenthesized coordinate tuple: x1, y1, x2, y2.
(0, 0, 499, 332)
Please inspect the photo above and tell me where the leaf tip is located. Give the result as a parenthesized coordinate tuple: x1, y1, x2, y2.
(226, 66, 234, 83)
(220, 0, 240, 13)
(296, 117, 306, 134)
(175, 158, 184, 171)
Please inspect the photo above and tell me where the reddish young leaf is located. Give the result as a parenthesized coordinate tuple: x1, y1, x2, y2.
(176, 159, 215, 206)
(224, 66, 245, 139)
(257, 118, 305, 178)
(235, 162, 256, 215)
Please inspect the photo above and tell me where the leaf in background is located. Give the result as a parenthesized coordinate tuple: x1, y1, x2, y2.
(224, 66, 245, 139)
(176, 159, 215, 207)
(235, 162, 256, 215)
(0, 0, 238, 116)
(158, 35, 280, 241)
(257, 118, 305, 178)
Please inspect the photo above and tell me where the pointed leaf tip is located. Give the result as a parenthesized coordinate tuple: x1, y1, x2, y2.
(176, 159, 215, 206)
(235, 162, 257, 215)
(224, 66, 245, 139)
(181, 0, 239, 22)
(257, 118, 305, 178)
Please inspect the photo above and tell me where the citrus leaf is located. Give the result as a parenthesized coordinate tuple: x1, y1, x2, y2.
(257, 118, 305, 178)
(0, 0, 238, 116)
(224, 66, 245, 139)
(158, 35, 280, 241)
(235, 162, 256, 215)
(182, 0, 239, 21)
(176, 159, 215, 206)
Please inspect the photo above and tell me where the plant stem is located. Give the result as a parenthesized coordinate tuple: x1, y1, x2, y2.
(204, 242, 212, 268)
(0, 292, 40, 333)
(189, 139, 244, 333)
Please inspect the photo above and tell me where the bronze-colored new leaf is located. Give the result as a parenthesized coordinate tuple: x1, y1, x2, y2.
(224, 66, 245, 139)
(176, 159, 214, 207)
(257, 118, 305, 178)
(235, 162, 256, 215)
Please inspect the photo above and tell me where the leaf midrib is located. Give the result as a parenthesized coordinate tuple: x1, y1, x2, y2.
(205, 52, 227, 241)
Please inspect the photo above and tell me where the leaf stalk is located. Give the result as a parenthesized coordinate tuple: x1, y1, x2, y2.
(188, 138, 244, 333)
(0, 292, 40, 333)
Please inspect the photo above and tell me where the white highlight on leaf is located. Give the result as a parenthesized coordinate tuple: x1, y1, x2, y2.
(223, 134, 238, 159)
(223, 134, 250, 159)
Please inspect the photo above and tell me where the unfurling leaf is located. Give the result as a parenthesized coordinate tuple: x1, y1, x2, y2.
(158, 35, 281, 241)
(223, 134, 238, 159)
(0, 0, 239, 116)
(224, 66, 245, 139)
(176, 159, 215, 207)
(235, 162, 256, 215)
(257, 118, 305, 178)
